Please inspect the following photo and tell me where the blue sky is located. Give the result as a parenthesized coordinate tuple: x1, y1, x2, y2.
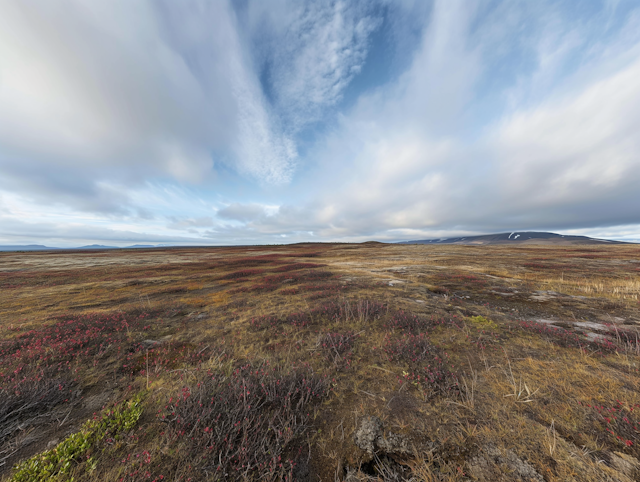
(1, 0, 640, 246)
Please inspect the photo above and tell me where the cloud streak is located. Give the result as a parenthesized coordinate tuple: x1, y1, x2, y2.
(1, 0, 640, 245)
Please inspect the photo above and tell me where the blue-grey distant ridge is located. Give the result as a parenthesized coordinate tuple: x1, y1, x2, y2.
(398, 232, 629, 246)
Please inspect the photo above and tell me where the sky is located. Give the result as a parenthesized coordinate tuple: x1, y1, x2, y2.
(1, 0, 640, 247)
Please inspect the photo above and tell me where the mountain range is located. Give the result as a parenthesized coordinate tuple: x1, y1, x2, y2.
(0, 244, 171, 252)
(397, 231, 628, 245)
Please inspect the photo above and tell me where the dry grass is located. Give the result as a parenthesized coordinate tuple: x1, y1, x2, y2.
(0, 243, 639, 481)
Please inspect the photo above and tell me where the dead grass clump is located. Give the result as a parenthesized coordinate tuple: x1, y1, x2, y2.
(250, 299, 386, 332)
(159, 362, 328, 481)
(316, 299, 386, 324)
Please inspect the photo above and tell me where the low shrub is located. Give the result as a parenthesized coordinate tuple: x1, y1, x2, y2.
(577, 400, 640, 457)
(0, 311, 158, 375)
(273, 263, 324, 272)
(279, 288, 299, 295)
(285, 312, 313, 329)
(382, 333, 458, 399)
(248, 283, 280, 292)
(121, 341, 227, 378)
(317, 331, 358, 370)
(249, 315, 283, 330)
(306, 291, 337, 300)
(301, 271, 333, 281)
(218, 269, 263, 280)
(160, 362, 328, 481)
(220, 256, 283, 268)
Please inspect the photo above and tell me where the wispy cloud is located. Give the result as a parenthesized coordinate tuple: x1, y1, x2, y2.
(1, 0, 640, 245)
(252, 0, 381, 132)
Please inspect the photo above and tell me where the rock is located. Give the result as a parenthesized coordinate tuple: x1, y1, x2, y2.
(467, 444, 543, 482)
(354, 416, 411, 457)
(378, 432, 411, 455)
(354, 416, 383, 455)
(46, 438, 59, 449)
(140, 339, 161, 348)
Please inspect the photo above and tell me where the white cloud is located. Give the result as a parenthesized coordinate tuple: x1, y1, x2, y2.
(166, 217, 214, 230)
(0, 0, 300, 207)
(2, 0, 640, 245)
(496, 57, 640, 202)
(245, 0, 640, 240)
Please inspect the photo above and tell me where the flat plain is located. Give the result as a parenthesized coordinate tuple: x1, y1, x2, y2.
(1, 243, 639, 481)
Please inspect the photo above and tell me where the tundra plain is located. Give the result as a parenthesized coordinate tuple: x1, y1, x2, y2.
(1, 243, 639, 481)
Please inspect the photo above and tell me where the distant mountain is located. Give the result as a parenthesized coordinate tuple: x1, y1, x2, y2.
(0, 244, 60, 251)
(398, 231, 628, 245)
(0, 243, 178, 252)
(77, 244, 119, 249)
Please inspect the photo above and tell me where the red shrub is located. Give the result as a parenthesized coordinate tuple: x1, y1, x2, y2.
(219, 269, 264, 280)
(382, 333, 458, 399)
(160, 362, 328, 481)
(317, 331, 358, 370)
(279, 288, 299, 295)
(273, 263, 324, 272)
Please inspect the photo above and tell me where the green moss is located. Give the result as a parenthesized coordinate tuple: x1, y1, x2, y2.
(10, 394, 144, 482)
(469, 315, 497, 329)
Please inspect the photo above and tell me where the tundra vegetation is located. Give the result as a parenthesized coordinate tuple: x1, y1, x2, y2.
(0, 243, 639, 481)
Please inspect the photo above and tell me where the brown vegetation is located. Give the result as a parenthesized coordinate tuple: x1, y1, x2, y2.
(0, 243, 639, 481)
